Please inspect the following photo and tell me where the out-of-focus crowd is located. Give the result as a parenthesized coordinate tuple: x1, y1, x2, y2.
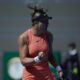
(61, 42, 80, 80)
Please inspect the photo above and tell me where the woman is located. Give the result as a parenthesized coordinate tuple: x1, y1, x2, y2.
(18, 6, 63, 80)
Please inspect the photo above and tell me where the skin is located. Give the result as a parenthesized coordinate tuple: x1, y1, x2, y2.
(18, 20, 63, 78)
(31, 21, 47, 35)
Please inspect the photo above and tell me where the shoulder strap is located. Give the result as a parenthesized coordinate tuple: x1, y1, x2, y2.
(26, 29, 32, 45)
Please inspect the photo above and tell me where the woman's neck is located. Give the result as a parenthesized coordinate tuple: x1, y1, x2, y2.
(31, 27, 40, 36)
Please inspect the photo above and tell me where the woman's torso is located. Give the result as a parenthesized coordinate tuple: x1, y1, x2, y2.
(22, 28, 53, 80)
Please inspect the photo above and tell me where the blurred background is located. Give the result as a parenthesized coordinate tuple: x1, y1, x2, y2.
(0, 0, 80, 80)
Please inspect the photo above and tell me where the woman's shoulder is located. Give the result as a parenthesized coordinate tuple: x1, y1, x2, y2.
(21, 28, 31, 36)
(26, 28, 32, 34)
(18, 28, 32, 45)
(18, 32, 27, 42)
(46, 31, 53, 42)
(18, 28, 30, 40)
(46, 31, 53, 38)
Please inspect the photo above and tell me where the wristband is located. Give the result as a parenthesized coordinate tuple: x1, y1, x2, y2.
(56, 65, 62, 72)
(34, 56, 41, 63)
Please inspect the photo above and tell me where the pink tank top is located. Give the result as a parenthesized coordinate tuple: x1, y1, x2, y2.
(22, 28, 54, 80)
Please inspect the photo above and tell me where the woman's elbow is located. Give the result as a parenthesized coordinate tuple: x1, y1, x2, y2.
(20, 58, 27, 66)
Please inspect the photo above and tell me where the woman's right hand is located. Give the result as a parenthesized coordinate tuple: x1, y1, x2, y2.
(38, 52, 48, 62)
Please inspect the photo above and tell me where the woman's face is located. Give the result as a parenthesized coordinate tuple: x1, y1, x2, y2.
(33, 21, 48, 35)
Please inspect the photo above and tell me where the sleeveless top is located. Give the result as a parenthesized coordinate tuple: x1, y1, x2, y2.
(22, 28, 54, 80)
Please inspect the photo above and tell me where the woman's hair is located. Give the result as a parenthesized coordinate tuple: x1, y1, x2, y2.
(27, 5, 52, 24)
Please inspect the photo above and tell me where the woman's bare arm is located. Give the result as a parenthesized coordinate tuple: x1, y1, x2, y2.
(18, 32, 35, 66)
(47, 32, 57, 67)
(47, 32, 63, 78)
